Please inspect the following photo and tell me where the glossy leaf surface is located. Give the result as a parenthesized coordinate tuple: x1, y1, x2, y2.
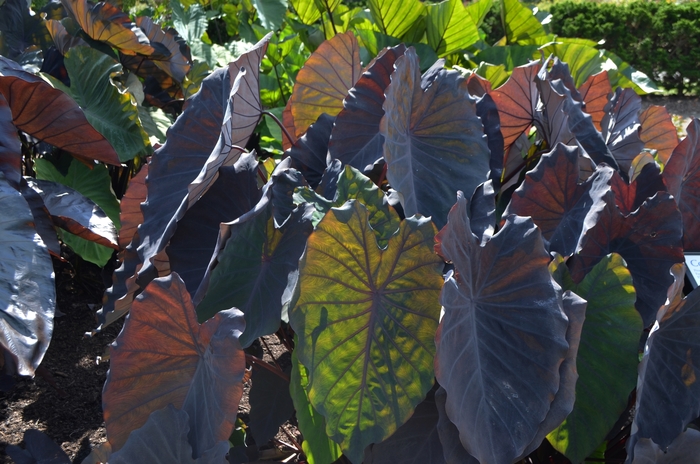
(600, 88, 644, 174)
(0, 56, 120, 166)
(548, 254, 642, 464)
(381, 48, 490, 229)
(103, 273, 246, 454)
(289, 31, 361, 138)
(290, 200, 443, 463)
(0, 94, 20, 187)
(435, 192, 569, 464)
(0, 173, 55, 377)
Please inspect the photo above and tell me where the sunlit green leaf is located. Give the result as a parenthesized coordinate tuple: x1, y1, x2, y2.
(502, 0, 546, 44)
(252, 0, 288, 31)
(368, 0, 425, 40)
(426, 0, 479, 57)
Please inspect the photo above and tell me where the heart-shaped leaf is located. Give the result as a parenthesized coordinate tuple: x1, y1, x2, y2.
(601, 88, 644, 174)
(289, 200, 443, 463)
(502, 0, 546, 43)
(547, 253, 642, 464)
(578, 70, 611, 132)
(381, 48, 490, 229)
(434, 191, 570, 464)
(288, 31, 361, 139)
(103, 272, 246, 455)
(639, 105, 678, 166)
(610, 162, 666, 216)
(368, 0, 426, 39)
(426, 0, 479, 57)
(0, 172, 55, 377)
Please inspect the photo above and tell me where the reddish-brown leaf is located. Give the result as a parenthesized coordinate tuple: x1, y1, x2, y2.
(640, 105, 679, 166)
(118, 163, 148, 249)
(578, 70, 611, 132)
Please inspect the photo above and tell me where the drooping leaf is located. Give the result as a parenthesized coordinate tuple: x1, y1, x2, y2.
(193, 192, 312, 347)
(465, 0, 493, 28)
(363, 386, 446, 464)
(289, 200, 443, 463)
(639, 105, 678, 167)
(570, 191, 683, 327)
(0, 56, 120, 166)
(5, 429, 71, 464)
(631, 428, 700, 464)
(288, 31, 361, 138)
(662, 119, 700, 251)
(0, 172, 55, 377)
(61, 0, 156, 55)
(475, 94, 505, 189)
(24, 178, 118, 250)
(368, 0, 426, 40)
(381, 48, 490, 229)
(45, 18, 89, 55)
(434, 191, 570, 464)
(108, 405, 230, 464)
(578, 70, 610, 132)
(252, 0, 287, 31)
(118, 164, 148, 249)
(601, 49, 658, 96)
(425, 0, 479, 58)
(289, 346, 342, 464)
(34, 156, 120, 266)
(329, 44, 407, 171)
(249, 363, 294, 445)
(502, 0, 546, 43)
(0, 0, 53, 61)
(103, 273, 246, 455)
(18, 179, 61, 258)
(630, 274, 700, 457)
(0, 94, 20, 187)
(600, 88, 644, 174)
(547, 254, 642, 464)
(505, 144, 613, 256)
(166, 155, 262, 297)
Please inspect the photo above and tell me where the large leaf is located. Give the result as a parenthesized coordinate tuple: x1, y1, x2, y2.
(287, 113, 335, 189)
(502, 0, 546, 43)
(24, 178, 118, 250)
(252, 0, 287, 31)
(662, 119, 700, 251)
(426, 0, 479, 58)
(0, 56, 120, 166)
(5, 429, 71, 464)
(630, 273, 700, 457)
(288, 31, 361, 138)
(465, 0, 493, 28)
(631, 428, 700, 464)
(61, 0, 157, 55)
(34, 157, 120, 267)
(0, 94, 20, 187)
(51, 46, 150, 162)
(434, 387, 479, 464)
(118, 164, 148, 249)
(547, 254, 642, 463)
(0, 172, 55, 378)
(108, 405, 230, 464)
(193, 189, 313, 348)
(380, 48, 490, 229)
(290, 0, 340, 25)
(570, 191, 683, 327)
(505, 144, 612, 256)
(639, 105, 678, 167)
(329, 44, 407, 170)
(600, 88, 644, 174)
(578, 70, 611, 132)
(434, 191, 569, 464)
(289, 200, 443, 463)
(103, 273, 246, 455)
(609, 162, 666, 216)
(368, 0, 425, 40)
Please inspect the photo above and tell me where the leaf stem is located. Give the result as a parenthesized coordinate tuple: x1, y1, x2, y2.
(263, 110, 294, 146)
(273, 64, 288, 106)
(322, 0, 338, 36)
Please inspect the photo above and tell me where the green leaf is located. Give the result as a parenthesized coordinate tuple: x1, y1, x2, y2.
(289, 346, 342, 464)
(547, 253, 642, 464)
(290, 0, 340, 25)
(502, 0, 546, 44)
(55, 46, 150, 162)
(539, 42, 604, 88)
(472, 44, 538, 71)
(289, 200, 444, 463)
(475, 62, 509, 88)
(601, 50, 659, 95)
(426, 0, 480, 57)
(252, 0, 288, 31)
(35, 157, 120, 266)
(465, 0, 493, 28)
(368, 0, 425, 40)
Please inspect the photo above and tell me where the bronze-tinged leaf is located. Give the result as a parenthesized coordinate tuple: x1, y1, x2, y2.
(0, 57, 120, 166)
(61, 0, 156, 56)
(281, 101, 296, 150)
(610, 162, 666, 216)
(490, 61, 541, 155)
(46, 19, 88, 56)
(578, 70, 610, 132)
(570, 191, 683, 327)
(0, 93, 20, 187)
(134, 16, 190, 82)
(103, 273, 246, 455)
(466, 72, 491, 98)
(662, 119, 700, 251)
(288, 31, 361, 138)
(329, 44, 407, 170)
(640, 105, 679, 167)
(118, 164, 147, 249)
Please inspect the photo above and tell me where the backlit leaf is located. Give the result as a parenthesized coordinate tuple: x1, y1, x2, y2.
(0, 172, 55, 377)
(252, 0, 287, 31)
(578, 70, 611, 132)
(118, 164, 148, 249)
(465, 0, 493, 28)
(502, 0, 546, 43)
(0, 56, 120, 166)
(289, 200, 443, 463)
(290, 0, 340, 25)
(381, 48, 490, 229)
(435, 191, 569, 464)
(426, 0, 479, 58)
(639, 105, 678, 167)
(548, 254, 642, 464)
(103, 273, 246, 455)
(368, 0, 425, 40)
(289, 31, 361, 138)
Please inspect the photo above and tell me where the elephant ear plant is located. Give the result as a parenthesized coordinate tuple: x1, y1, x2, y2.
(5, 23, 700, 462)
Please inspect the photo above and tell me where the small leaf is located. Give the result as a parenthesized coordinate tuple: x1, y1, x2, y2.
(290, 200, 443, 463)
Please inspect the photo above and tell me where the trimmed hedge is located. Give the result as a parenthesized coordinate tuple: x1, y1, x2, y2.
(549, 1, 700, 95)
(482, 0, 700, 95)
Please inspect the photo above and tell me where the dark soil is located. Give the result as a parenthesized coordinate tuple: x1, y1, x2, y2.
(1, 95, 699, 464)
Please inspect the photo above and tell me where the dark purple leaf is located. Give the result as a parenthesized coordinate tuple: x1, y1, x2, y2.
(0, 93, 20, 187)
(610, 161, 666, 215)
(287, 113, 335, 189)
(601, 88, 644, 174)
(18, 178, 62, 258)
(5, 429, 70, 464)
(249, 364, 294, 446)
(434, 387, 478, 464)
